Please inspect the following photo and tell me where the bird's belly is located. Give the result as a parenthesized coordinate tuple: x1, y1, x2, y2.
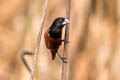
(50, 40, 61, 49)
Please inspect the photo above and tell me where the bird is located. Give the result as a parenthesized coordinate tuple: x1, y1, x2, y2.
(44, 17, 70, 63)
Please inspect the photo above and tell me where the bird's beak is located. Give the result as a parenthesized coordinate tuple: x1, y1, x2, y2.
(62, 18, 70, 25)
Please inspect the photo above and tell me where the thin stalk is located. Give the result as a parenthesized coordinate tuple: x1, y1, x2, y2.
(61, 0, 71, 80)
(29, 0, 48, 80)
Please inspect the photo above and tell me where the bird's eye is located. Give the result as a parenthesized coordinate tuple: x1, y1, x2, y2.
(59, 20, 63, 23)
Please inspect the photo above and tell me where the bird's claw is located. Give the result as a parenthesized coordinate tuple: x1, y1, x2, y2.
(61, 40, 70, 43)
(61, 57, 71, 63)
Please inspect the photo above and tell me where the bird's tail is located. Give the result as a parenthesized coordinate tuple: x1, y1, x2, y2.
(50, 49, 57, 60)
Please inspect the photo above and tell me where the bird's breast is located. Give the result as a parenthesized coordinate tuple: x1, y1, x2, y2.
(44, 29, 62, 49)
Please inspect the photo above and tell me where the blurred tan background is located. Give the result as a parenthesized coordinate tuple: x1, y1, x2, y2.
(0, 0, 120, 80)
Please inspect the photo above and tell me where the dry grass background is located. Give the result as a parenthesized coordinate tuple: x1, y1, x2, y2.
(0, 0, 120, 80)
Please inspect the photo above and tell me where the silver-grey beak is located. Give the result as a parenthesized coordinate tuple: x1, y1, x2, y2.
(62, 18, 70, 25)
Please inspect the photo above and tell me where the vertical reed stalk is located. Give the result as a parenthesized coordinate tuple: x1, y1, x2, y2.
(61, 0, 71, 80)
(29, 0, 48, 80)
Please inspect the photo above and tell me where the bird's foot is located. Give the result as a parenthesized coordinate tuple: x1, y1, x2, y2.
(61, 57, 71, 63)
(56, 52, 71, 63)
(61, 39, 70, 43)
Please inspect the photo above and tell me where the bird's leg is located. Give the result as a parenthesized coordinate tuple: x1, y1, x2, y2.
(56, 52, 70, 63)
(21, 51, 32, 73)
(61, 39, 70, 43)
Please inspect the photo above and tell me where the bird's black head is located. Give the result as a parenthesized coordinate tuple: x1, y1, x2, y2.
(49, 17, 70, 39)
(51, 17, 69, 28)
